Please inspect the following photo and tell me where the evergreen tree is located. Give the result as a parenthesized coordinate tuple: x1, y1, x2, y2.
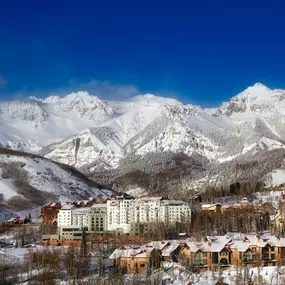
(97, 254, 103, 276)
(80, 228, 87, 258)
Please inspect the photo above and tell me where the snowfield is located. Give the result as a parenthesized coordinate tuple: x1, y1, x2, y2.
(0, 149, 110, 204)
(1, 83, 285, 191)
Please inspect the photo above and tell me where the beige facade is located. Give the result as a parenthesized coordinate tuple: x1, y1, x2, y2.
(111, 233, 285, 274)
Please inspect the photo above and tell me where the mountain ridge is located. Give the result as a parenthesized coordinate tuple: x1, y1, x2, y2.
(0, 147, 112, 210)
(1, 83, 285, 194)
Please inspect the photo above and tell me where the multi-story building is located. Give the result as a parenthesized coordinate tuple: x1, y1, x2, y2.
(88, 204, 107, 232)
(56, 196, 191, 236)
(130, 197, 161, 224)
(106, 195, 134, 233)
(129, 197, 191, 236)
(160, 199, 191, 225)
(57, 204, 74, 227)
(59, 225, 88, 241)
(72, 207, 89, 227)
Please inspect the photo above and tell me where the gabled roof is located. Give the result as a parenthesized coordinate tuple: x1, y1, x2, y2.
(145, 240, 169, 251)
(109, 245, 155, 259)
(162, 241, 181, 257)
(231, 241, 251, 252)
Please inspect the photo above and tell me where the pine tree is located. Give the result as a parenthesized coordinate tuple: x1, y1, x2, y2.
(97, 254, 103, 276)
(80, 228, 87, 258)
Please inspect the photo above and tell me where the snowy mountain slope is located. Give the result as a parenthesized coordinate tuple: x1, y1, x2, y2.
(42, 83, 285, 173)
(0, 148, 110, 210)
(1, 83, 285, 192)
(0, 92, 117, 150)
(40, 105, 169, 171)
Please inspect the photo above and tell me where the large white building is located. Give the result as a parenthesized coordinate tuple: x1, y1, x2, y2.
(72, 207, 89, 227)
(160, 200, 191, 225)
(130, 197, 161, 224)
(57, 197, 191, 235)
(106, 196, 133, 233)
(88, 204, 107, 232)
(57, 204, 74, 227)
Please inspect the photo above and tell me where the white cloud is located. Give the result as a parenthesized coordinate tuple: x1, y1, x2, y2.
(0, 75, 7, 88)
(66, 79, 140, 100)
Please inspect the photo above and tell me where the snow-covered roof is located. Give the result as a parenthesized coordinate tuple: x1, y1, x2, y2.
(60, 204, 74, 210)
(145, 241, 169, 250)
(231, 241, 251, 252)
(162, 200, 188, 205)
(161, 240, 181, 257)
(109, 245, 155, 259)
(90, 203, 107, 209)
(136, 197, 162, 202)
(201, 204, 220, 209)
(72, 207, 90, 214)
(186, 235, 232, 253)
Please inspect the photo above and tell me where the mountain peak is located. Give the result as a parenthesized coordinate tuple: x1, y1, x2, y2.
(253, 82, 267, 88)
(235, 83, 273, 102)
(216, 83, 285, 116)
(130, 93, 182, 106)
(62, 91, 100, 102)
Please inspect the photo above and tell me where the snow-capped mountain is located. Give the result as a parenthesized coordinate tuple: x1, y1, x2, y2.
(1, 83, 285, 192)
(0, 92, 116, 151)
(0, 148, 110, 210)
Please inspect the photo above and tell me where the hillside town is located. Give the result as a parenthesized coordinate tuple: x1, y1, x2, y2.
(2, 189, 285, 283)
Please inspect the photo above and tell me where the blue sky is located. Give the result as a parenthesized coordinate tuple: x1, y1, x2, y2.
(0, 0, 285, 106)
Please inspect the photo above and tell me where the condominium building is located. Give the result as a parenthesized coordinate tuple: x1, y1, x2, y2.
(160, 200, 191, 225)
(88, 204, 107, 232)
(57, 204, 74, 227)
(130, 197, 161, 224)
(56, 196, 191, 235)
(106, 196, 134, 233)
(72, 207, 89, 227)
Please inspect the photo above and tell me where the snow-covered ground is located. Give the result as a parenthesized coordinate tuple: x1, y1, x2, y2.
(268, 169, 285, 187)
(0, 152, 109, 202)
(0, 179, 17, 199)
(2, 246, 285, 285)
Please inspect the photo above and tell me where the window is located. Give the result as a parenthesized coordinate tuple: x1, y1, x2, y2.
(140, 264, 145, 267)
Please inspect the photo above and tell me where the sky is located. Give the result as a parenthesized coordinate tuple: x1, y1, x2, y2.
(0, 0, 285, 106)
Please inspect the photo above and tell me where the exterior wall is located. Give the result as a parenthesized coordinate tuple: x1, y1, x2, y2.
(179, 248, 209, 272)
(278, 247, 285, 265)
(129, 222, 164, 237)
(59, 225, 87, 241)
(231, 248, 250, 266)
(58, 206, 74, 226)
(72, 208, 89, 227)
(160, 201, 191, 225)
(88, 204, 107, 232)
(130, 198, 162, 224)
(106, 198, 133, 233)
(42, 234, 60, 241)
(119, 257, 150, 273)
